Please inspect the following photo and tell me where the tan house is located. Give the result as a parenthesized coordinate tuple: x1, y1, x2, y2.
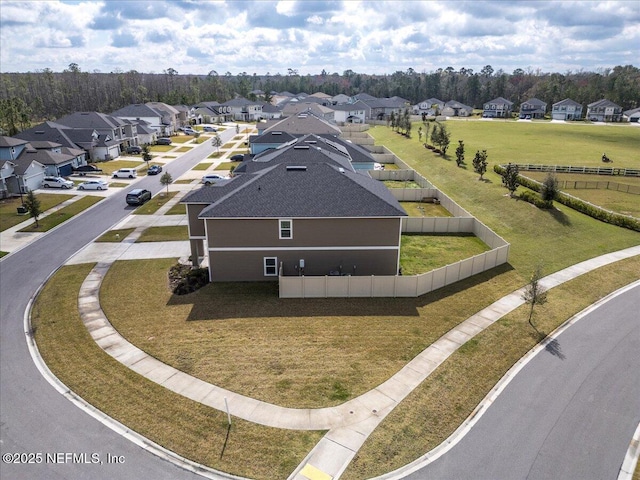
(182, 134, 407, 282)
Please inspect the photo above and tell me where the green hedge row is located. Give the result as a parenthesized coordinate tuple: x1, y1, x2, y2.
(494, 164, 640, 232)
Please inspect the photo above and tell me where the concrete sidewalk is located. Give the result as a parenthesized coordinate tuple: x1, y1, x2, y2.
(71, 227, 640, 479)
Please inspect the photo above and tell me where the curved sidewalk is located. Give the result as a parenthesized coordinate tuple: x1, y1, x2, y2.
(76, 245, 640, 479)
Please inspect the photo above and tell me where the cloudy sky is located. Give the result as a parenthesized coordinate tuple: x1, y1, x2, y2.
(1, 0, 638, 75)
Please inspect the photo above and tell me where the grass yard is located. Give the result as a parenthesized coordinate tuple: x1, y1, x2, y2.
(132, 191, 179, 215)
(0, 194, 73, 232)
(135, 225, 188, 242)
(522, 172, 640, 218)
(95, 228, 136, 242)
(222, 142, 236, 149)
(174, 179, 196, 184)
(109, 182, 129, 188)
(165, 203, 186, 215)
(101, 258, 525, 408)
(32, 263, 323, 480)
(176, 146, 192, 152)
(18, 196, 103, 232)
(170, 136, 194, 144)
(400, 234, 490, 275)
(343, 255, 640, 479)
(208, 152, 222, 159)
(370, 125, 640, 276)
(96, 160, 142, 175)
(399, 201, 452, 217)
(193, 162, 213, 170)
(149, 145, 174, 152)
(383, 180, 422, 188)
(215, 162, 236, 171)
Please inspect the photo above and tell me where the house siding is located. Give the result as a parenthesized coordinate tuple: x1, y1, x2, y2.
(204, 217, 402, 281)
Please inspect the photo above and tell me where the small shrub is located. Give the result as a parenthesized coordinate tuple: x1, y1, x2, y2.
(168, 264, 209, 295)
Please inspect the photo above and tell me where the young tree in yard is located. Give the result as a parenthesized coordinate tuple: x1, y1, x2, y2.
(541, 173, 559, 207)
(24, 190, 41, 227)
(142, 145, 152, 168)
(423, 122, 431, 147)
(160, 171, 173, 195)
(501, 162, 520, 196)
(418, 126, 423, 142)
(389, 111, 396, 131)
(235, 124, 240, 135)
(437, 124, 450, 155)
(194, 131, 201, 143)
(211, 133, 222, 153)
(522, 265, 548, 332)
(455, 140, 465, 167)
(473, 150, 488, 180)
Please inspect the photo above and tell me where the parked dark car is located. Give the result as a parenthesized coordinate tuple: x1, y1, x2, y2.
(73, 164, 103, 175)
(147, 164, 162, 175)
(126, 189, 152, 206)
(230, 154, 244, 161)
(126, 146, 142, 154)
(157, 137, 172, 145)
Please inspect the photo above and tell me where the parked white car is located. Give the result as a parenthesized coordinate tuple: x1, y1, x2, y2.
(201, 174, 229, 185)
(42, 176, 73, 189)
(77, 180, 109, 191)
(112, 168, 138, 179)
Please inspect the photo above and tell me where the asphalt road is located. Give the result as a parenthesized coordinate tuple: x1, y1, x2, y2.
(406, 283, 640, 480)
(0, 133, 233, 480)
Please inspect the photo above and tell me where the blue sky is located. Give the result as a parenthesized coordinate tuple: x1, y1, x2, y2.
(1, 0, 638, 75)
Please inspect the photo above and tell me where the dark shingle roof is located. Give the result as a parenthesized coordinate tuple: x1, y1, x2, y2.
(111, 104, 163, 118)
(183, 134, 406, 219)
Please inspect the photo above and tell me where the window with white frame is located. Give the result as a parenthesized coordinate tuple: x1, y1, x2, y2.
(264, 257, 278, 276)
(279, 219, 292, 239)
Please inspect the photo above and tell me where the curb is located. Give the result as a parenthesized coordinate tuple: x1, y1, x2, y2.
(373, 279, 640, 479)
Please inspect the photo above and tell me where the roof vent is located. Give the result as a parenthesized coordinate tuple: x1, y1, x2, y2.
(272, 132, 282, 135)
(339, 167, 345, 173)
(286, 166, 307, 171)
(293, 145, 310, 150)
(305, 140, 317, 144)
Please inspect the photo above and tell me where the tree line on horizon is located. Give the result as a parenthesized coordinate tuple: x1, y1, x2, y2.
(1, 63, 638, 134)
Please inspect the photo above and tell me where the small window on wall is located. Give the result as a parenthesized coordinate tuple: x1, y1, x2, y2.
(264, 257, 278, 276)
(279, 219, 292, 239)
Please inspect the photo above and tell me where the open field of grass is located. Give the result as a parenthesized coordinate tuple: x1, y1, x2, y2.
(0, 193, 73, 231)
(400, 233, 490, 275)
(343, 255, 640, 479)
(32, 263, 323, 480)
(134, 225, 188, 242)
(18, 196, 103, 232)
(370, 124, 640, 276)
(132, 191, 178, 215)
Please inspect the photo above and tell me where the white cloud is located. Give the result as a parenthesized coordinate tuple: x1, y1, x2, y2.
(0, 0, 637, 74)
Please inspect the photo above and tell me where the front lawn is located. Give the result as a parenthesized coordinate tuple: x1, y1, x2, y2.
(399, 201, 453, 217)
(135, 225, 188, 242)
(95, 228, 136, 242)
(18, 196, 103, 232)
(0, 194, 73, 232)
(132, 191, 179, 215)
(193, 162, 212, 170)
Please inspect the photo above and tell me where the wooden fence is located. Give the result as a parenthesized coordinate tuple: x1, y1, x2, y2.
(514, 164, 640, 177)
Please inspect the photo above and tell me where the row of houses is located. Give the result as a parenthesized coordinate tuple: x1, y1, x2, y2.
(412, 96, 637, 122)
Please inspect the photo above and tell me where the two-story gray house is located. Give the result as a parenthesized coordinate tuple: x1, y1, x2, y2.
(551, 99, 583, 121)
(519, 98, 547, 119)
(182, 134, 407, 282)
(483, 97, 514, 118)
(587, 99, 624, 122)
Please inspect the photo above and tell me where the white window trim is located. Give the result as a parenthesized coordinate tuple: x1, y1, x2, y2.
(263, 257, 278, 276)
(279, 219, 293, 240)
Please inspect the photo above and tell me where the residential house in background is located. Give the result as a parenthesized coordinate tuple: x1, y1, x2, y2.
(331, 94, 351, 105)
(587, 99, 624, 122)
(146, 102, 180, 134)
(360, 96, 410, 121)
(551, 99, 583, 121)
(624, 107, 640, 123)
(483, 97, 514, 118)
(441, 100, 473, 117)
(413, 98, 445, 116)
(282, 102, 335, 121)
(182, 134, 407, 281)
(260, 103, 283, 120)
(223, 97, 264, 121)
(519, 98, 547, 119)
(191, 102, 233, 124)
(331, 100, 369, 124)
(19, 141, 85, 176)
(111, 103, 169, 136)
